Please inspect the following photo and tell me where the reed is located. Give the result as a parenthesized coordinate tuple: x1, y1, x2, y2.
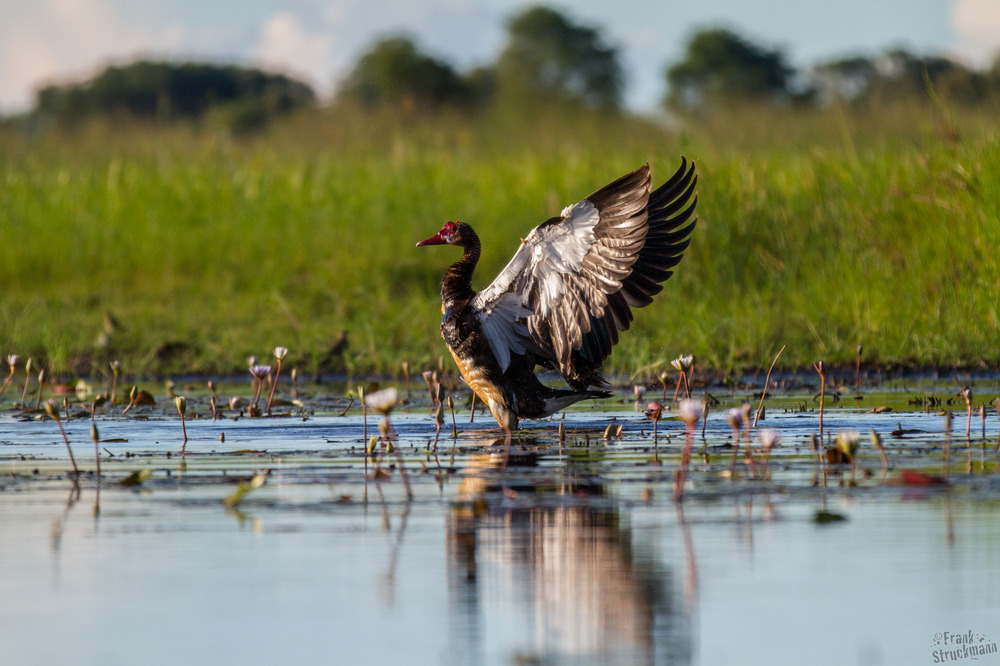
(1, 103, 998, 377)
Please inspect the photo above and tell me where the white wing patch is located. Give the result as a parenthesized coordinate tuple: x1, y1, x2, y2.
(475, 292, 534, 371)
(527, 201, 599, 317)
(471, 199, 602, 371)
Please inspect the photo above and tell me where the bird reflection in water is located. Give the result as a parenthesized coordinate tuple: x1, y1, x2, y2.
(447, 446, 693, 664)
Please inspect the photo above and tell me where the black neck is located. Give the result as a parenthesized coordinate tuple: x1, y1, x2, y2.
(441, 225, 480, 310)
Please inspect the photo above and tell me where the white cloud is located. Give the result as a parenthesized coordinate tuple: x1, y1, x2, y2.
(951, 0, 1000, 65)
(0, 0, 185, 113)
(255, 12, 336, 97)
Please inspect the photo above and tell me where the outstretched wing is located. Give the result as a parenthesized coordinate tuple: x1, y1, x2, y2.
(472, 159, 697, 384)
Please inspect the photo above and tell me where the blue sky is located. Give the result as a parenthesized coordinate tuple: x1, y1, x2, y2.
(2, 0, 998, 113)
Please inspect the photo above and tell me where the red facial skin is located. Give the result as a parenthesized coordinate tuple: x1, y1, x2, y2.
(416, 221, 461, 246)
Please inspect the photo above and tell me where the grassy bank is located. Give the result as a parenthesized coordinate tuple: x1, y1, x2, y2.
(1, 102, 998, 381)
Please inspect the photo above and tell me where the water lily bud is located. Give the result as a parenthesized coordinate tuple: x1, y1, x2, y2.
(175, 395, 187, 416)
(868, 429, 883, 453)
(273, 346, 288, 361)
(44, 399, 60, 420)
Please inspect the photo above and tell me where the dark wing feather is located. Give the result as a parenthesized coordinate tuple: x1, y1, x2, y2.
(472, 159, 697, 386)
(571, 158, 697, 383)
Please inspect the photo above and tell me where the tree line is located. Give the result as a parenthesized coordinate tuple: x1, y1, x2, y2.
(20, 4, 1000, 131)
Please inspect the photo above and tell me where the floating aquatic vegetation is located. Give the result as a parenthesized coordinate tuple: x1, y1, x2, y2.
(20, 358, 32, 409)
(670, 355, 694, 401)
(814, 510, 847, 524)
(675, 399, 702, 502)
(759, 429, 780, 478)
(109, 361, 121, 405)
(44, 398, 79, 476)
(223, 472, 268, 508)
(176, 396, 188, 449)
(726, 407, 744, 474)
(401, 361, 411, 399)
(119, 469, 152, 487)
(0, 354, 16, 398)
(837, 430, 861, 483)
(633, 384, 646, 410)
(870, 429, 888, 482)
(248, 364, 271, 411)
(814, 361, 827, 437)
(266, 347, 288, 414)
(32, 368, 45, 411)
(646, 401, 664, 445)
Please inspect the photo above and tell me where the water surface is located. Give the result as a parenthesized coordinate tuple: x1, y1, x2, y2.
(2, 378, 999, 665)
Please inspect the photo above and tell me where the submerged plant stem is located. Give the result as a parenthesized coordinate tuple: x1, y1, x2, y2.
(753, 345, 786, 429)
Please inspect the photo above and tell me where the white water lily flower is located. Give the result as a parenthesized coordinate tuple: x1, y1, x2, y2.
(759, 429, 781, 451)
(671, 354, 694, 372)
(725, 408, 744, 429)
(250, 365, 271, 380)
(836, 431, 860, 456)
(273, 346, 288, 361)
(365, 387, 399, 415)
(6, 355, 18, 368)
(677, 399, 703, 424)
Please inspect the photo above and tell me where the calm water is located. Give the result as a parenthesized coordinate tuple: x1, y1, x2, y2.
(1, 379, 999, 665)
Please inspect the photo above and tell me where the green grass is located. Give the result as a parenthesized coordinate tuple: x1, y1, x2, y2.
(1, 101, 999, 381)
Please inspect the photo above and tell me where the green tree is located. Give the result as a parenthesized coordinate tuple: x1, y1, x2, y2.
(338, 36, 471, 110)
(665, 28, 793, 108)
(34, 61, 314, 130)
(870, 49, 991, 104)
(812, 56, 877, 103)
(496, 5, 623, 110)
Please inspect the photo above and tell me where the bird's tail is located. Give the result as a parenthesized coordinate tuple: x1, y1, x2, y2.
(539, 389, 611, 418)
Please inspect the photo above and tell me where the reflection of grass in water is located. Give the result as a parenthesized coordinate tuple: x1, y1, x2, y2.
(0, 102, 998, 378)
